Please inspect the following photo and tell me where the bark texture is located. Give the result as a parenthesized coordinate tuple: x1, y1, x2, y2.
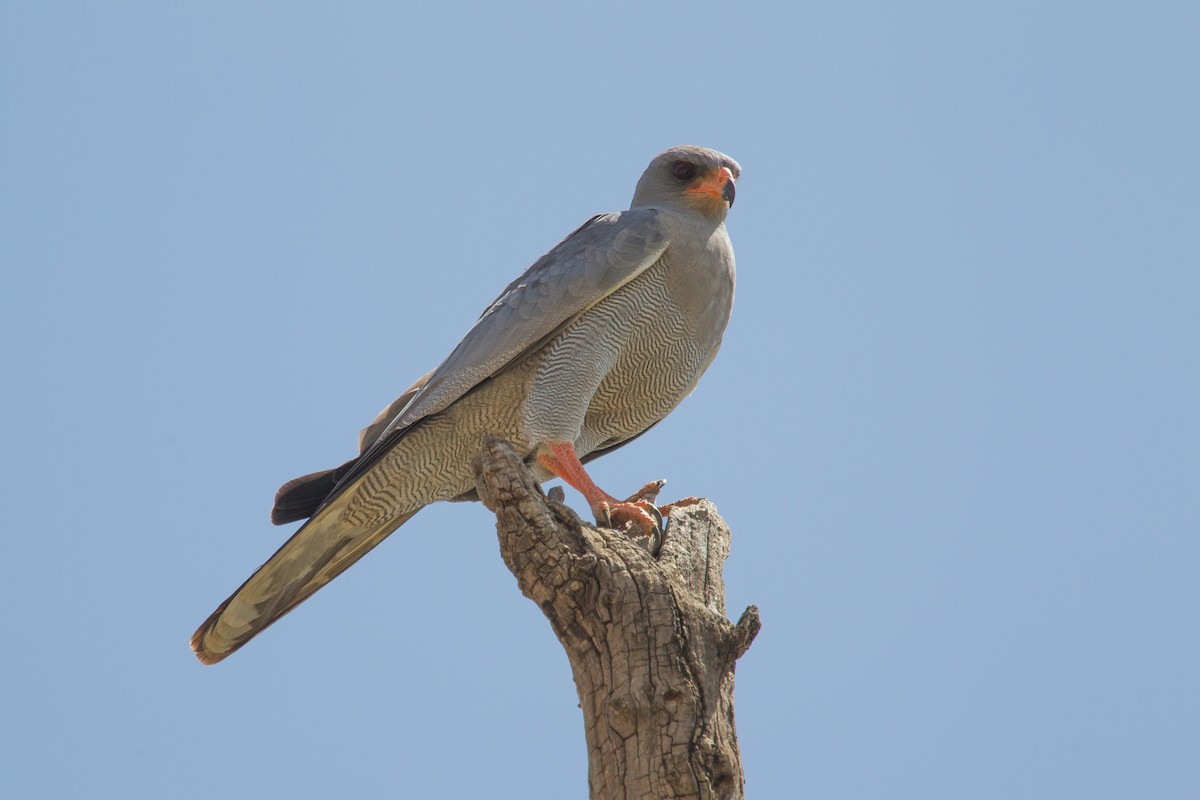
(472, 437, 760, 800)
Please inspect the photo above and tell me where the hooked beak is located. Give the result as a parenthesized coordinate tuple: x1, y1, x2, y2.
(684, 165, 737, 209)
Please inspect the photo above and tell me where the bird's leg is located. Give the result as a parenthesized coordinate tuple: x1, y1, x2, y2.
(536, 441, 662, 534)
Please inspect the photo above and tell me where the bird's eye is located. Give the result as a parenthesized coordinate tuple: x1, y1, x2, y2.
(671, 161, 696, 181)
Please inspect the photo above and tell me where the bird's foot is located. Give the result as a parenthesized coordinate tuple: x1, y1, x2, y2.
(595, 498, 663, 536)
(534, 440, 667, 544)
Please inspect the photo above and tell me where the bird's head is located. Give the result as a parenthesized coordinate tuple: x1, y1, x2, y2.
(631, 145, 740, 220)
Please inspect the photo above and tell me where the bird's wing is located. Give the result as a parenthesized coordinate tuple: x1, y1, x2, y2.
(394, 207, 668, 432)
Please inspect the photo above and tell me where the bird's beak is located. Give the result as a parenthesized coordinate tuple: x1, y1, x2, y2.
(684, 166, 737, 209)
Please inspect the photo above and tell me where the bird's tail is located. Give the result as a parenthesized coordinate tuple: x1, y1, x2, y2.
(190, 500, 420, 665)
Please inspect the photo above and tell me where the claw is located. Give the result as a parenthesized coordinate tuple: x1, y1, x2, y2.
(646, 503, 664, 531)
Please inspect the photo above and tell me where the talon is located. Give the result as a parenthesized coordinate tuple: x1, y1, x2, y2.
(646, 503, 663, 531)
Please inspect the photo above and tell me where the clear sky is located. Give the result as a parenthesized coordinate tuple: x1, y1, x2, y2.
(2, 3, 1197, 798)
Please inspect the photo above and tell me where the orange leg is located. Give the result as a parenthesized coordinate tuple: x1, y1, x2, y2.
(536, 440, 662, 534)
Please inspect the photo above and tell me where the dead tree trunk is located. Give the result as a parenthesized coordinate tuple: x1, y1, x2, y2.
(472, 437, 761, 800)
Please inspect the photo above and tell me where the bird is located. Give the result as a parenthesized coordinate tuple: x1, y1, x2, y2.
(191, 145, 740, 665)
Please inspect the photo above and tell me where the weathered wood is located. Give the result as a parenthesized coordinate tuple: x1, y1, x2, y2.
(472, 437, 760, 800)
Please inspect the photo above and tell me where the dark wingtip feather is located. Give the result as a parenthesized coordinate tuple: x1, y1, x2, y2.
(270, 459, 357, 525)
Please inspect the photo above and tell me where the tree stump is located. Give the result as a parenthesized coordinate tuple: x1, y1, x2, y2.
(472, 437, 761, 800)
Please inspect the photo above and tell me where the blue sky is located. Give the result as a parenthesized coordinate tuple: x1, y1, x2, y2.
(2, 3, 1197, 798)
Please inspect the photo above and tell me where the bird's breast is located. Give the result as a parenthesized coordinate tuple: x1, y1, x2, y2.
(519, 245, 733, 453)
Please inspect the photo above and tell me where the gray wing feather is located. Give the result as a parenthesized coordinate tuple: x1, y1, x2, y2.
(381, 208, 668, 438)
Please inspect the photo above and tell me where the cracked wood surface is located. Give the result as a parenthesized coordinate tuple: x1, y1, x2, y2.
(472, 437, 760, 800)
